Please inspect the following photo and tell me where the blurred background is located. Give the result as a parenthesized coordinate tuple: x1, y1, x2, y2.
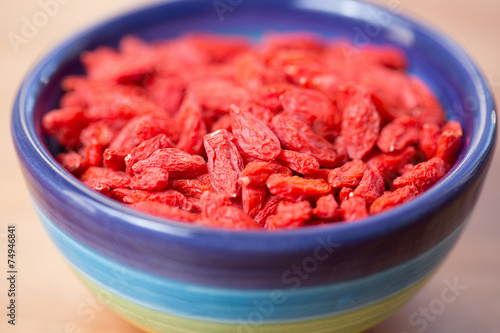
(1, 0, 499, 332)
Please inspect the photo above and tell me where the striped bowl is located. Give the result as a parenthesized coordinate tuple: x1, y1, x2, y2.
(12, 0, 497, 332)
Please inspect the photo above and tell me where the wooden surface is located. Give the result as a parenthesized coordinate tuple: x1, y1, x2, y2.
(1, 1, 499, 332)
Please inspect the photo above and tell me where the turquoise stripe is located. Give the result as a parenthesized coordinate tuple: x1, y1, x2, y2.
(38, 205, 465, 324)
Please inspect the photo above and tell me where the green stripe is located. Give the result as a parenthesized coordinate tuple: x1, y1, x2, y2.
(75, 269, 434, 333)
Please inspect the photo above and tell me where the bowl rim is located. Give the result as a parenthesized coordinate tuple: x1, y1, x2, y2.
(12, 0, 497, 251)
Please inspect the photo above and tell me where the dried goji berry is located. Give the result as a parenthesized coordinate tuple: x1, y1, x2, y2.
(125, 134, 174, 174)
(267, 174, 331, 201)
(230, 106, 281, 161)
(184, 33, 251, 63)
(238, 161, 292, 187)
(111, 188, 192, 211)
(271, 113, 339, 167)
(338, 86, 381, 159)
(79, 142, 103, 168)
(340, 196, 368, 222)
(419, 123, 441, 160)
(377, 115, 420, 153)
(131, 201, 199, 222)
(130, 168, 169, 191)
(169, 175, 213, 199)
(200, 206, 262, 230)
(204, 130, 244, 197)
(254, 196, 283, 225)
(80, 167, 130, 188)
(80, 119, 126, 147)
(103, 147, 129, 171)
(253, 84, 294, 111)
(328, 160, 367, 188)
(393, 157, 448, 191)
(109, 115, 175, 151)
(312, 194, 340, 222)
(132, 148, 207, 179)
(42, 107, 87, 148)
(370, 185, 419, 214)
(353, 168, 385, 204)
(265, 201, 313, 230)
(280, 88, 341, 140)
(242, 185, 267, 218)
(409, 77, 446, 126)
(188, 79, 251, 114)
(277, 150, 320, 175)
(211, 114, 233, 133)
(56, 151, 85, 175)
(84, 179, 111, 196)
(145, 76, 185, 115)
(339, 187, 354, 202)
(367, 146, 417, 181)
(399, 164, 415, 175)
(436, 121, 463, 165)
(176, 97, 207, 155)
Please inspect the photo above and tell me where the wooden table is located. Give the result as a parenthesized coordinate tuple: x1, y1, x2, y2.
(1, 1, 499, 332)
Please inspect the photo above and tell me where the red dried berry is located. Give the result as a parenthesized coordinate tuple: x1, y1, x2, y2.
(338, 86, 381, 159)
(370, 185, 419, 214)
(188, 79, 251, 114)
(80, 167, 130, 189)
(277, 150, 320, 175)
(200, 191, 233, 220)
(328, 160, 367, 188)
(266, 174, 331, 201)
(230, 106, 281, 161)
(200, 206, 262, 230)
(125, 134, 174, 174)
(419, 123, 441, 160)
(339, 187, 354, 202)
(436, 121, 463, 165)
(367, 146, 417, 180)
(84, 179, 111, 196)
(377, 115, 420, 153)
(313, 194, 340, 222)
(271, 113, 339, 167)
(204, 130, 245, 197)
(280, 88, 341, 140)
(131, 201, 199, 222)
(253, 84, 294, 111)
(254, 196, 283, 225)
(130, 168, 169, 191)
(265, 201, 313, 230)
(169, 175, 213, 199)
(340, 196, 368, 222)
(393, 157, 448, 191)
(238, 161, 292, 187)
(132, 148, 207, 179)
(242, 185, 267, 218)
(109, 115, 175, 151)
(353, 168, 385, 204)
(176, 97, 207, 155)
(409, 77, 446, 126)
(42, 107, 87, 148)
(103, 147, 129, 171)
(57, 151, 85, 175)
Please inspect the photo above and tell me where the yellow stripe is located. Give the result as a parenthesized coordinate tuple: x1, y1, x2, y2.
(75, 269, 434, 333)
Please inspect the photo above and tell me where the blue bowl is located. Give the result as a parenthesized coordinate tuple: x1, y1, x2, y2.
(11, 0, 497, 332)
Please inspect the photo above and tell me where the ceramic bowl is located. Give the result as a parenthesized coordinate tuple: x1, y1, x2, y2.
(12, 0, 497, 332)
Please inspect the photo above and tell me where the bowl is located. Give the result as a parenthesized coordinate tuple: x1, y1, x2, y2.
(11, 0, 497, 332)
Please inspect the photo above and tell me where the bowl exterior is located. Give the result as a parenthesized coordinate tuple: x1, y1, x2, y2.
(12, 0, 497, 332)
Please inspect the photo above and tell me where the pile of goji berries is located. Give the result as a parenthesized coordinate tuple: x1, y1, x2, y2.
(42, 33, 463, 230)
